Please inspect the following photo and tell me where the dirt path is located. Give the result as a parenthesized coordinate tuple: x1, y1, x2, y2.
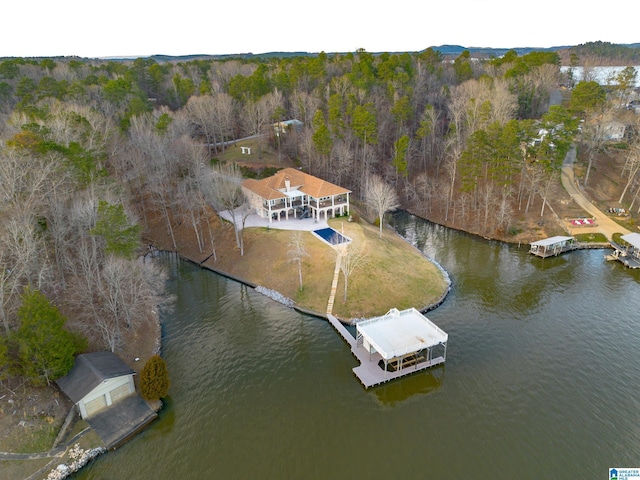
(561, 146, 631, 240)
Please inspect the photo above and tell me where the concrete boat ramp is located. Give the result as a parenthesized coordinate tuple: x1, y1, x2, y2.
(326, 314, 446, 389)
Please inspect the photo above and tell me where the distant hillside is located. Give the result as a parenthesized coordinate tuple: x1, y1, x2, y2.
(429, 42, 640, 64)
(428, 44, 566, 58)
(556, 41, 640, 65)
(149, 52, 316, 62)
(92, 41, 639, 64)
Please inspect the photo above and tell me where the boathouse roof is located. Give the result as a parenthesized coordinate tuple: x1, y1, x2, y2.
(57, 352, 135, 403)
(621, 233, 640, 249)
(356, 308, 448, 360)
(530, 236, 574, 247)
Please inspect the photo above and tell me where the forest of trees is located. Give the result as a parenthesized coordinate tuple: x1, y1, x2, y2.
(0, 46, 637, 384)
(560, 41, 640, 65)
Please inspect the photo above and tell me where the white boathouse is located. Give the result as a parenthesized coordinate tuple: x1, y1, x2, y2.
(529, 236, 577, 258)
(327, 308, 448, 388)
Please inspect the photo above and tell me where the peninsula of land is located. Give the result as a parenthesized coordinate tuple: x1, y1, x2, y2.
(145, 207, 451, 321)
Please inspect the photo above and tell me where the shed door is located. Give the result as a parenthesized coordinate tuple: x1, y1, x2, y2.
(109, 382, 131, 403)
(85, 394, 107, 417)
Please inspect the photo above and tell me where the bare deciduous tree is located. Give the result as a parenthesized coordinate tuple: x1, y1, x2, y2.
(129, 114, 181, 250)
(209, 162, 250, 255)
(582, 107, 615, 187)
(338, 243, 366, 302)
(365, 174, 400, 238)
(619, 139, 640, 205)
(287, 232, 310, 290)
(212, 93, 236, 154)
(72, 254, 165, 353)
(185, 95, 219, 157)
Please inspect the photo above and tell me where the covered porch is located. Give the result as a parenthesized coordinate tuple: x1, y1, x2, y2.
(308, 193, 350, 221)
(264, 189, 310, 222)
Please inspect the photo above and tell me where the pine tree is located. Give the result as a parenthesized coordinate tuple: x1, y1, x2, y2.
(15, 288, 86, 386)
(90, 200, 141, 259)
(140, 354, 170, 401)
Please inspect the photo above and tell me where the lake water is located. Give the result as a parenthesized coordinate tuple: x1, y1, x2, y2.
(560, 65, 640, 86)
(76, 212, 640, 479)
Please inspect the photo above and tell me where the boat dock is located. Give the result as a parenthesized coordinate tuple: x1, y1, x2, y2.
(608, 234, 640, 269)
(327, 313, 446, 389)
(529, 236, 579, 258)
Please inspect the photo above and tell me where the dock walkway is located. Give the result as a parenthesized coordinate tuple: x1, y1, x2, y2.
(608, 240, 640, 269)
(326, 314, 444, 389)
(326, 254, 342, 315)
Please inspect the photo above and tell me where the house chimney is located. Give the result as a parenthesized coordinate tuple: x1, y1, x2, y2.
(285, 177, 290, 192)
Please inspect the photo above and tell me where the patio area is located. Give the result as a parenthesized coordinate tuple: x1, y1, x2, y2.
(219, 210, 329, 232)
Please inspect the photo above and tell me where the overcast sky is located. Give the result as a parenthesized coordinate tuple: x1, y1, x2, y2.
(2, 0, 638, 58)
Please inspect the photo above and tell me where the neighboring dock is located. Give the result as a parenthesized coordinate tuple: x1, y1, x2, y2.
(529, 236, 579, 258)
(327, 309, 447, 389)
(608, 233, 640, 269)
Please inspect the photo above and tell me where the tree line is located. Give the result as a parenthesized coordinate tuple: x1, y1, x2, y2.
(0, 48, 637, 385)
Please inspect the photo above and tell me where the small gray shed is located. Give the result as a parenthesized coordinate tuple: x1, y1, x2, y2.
(57, 352, 136, 419)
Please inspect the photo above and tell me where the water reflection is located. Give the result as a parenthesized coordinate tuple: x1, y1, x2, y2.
(372, 365, 445, 407)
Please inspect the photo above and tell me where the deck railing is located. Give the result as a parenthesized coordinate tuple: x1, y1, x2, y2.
(309, 197, 348, 209)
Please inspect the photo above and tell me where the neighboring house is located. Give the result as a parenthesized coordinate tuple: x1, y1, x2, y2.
(603, 121, 626, 141)
(627, 100, 640, 114)
(273, 119, 303, 135)
(56, 351, 136, 419)
(242, 168, 351, 223)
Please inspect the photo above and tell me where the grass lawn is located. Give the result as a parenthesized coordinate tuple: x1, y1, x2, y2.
(0, 418, 59, 454)
(0, 423, 104, 480)
(0, 458, 52, 480)
(209, 216, 449, 320)
(574, 232, 609, 243)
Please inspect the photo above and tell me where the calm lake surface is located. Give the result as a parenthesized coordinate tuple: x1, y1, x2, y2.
(77, 213, 640, 479)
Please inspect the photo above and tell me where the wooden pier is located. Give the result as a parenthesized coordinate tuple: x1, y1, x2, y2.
(327, 313, 446, 389)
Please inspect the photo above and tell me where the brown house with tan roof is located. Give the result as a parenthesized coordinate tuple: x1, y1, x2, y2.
(242, 168, 351, 223)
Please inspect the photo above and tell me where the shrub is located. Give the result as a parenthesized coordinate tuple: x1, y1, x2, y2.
(15, 287, 86, 386)
(140, 355, 170, 401)
(508, 226, 522, 237)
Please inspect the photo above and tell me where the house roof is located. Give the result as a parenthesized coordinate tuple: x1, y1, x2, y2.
(56, 352, 135, 403)
(241, 178, 287, 201)
(275, 119, 303, 127)
(356, 308, 448, 360)
(242, 168, 350, 200)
